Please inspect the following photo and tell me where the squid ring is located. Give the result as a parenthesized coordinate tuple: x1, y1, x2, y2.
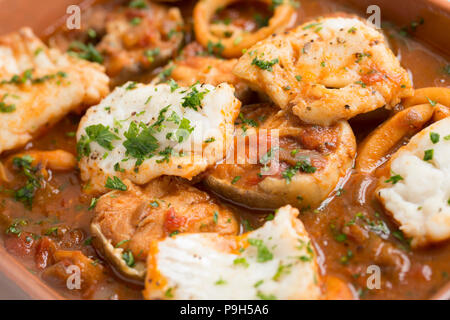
(356, 97, 450, 174)
(403, 87, 450, 108)
(204, 104, 356, 209)
(193, 0, 296, 58)
(8, 150, 77, 171)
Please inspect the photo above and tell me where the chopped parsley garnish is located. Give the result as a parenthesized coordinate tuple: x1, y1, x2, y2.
(169, 230, 179, 237)
(251, 57, 279, 72)
(215, 278, 227, 285)
(242, 219, 253, 232)
(114, 162, 125, 172)
(105, 176, 128, 191)
(207, 40, 225, 57)
(254, 14, 269, 28)
(150, 200, 159, 208)
(1, 69, 67, 86)
(125, 82, 137, 90)
(88, 197, 98, 210)
(66, 131, 76, 137)
(231, 176, 241, 184)
(238, 113, 258, 127)
(34, 47, 43, 56)
(115, 239, 130, 248)
(204, 137, 215, 143)
(426, 96, 437, 106)
(445, 135, 450, 141)
(233, 257, 249, 268)
(385, 173, 403, 184)
(181, 87, 209, 111)
(87, 28, 97, 39)
(175, 117, 195, 143)
(45, 226, 59, 236)
(339, 249, 353, 265)
(0, 93, 18, 113)
(129, 0, 148, 9)
(168, 79, 179, 92)
(355, 52, 371, 63)
(130, 17, 142, 26)
(266, 213, 274, 221)
(423, 149, 434, 161)
(158, 66, 174, 81)
(68, 41, 103, 63)
(83, 237, 93, 246)
(123, 121, 159, 165)
(86, 124, 119, 150)
(213, 211, 219, 224)
(256, 291, 276, 300)
(270, 0, 284, 9)
(150, 105, 170, 131)
(443, 64, 450, 75)
(334, 233, 347, 242)
(295, 75, 302, 81)
(272, 262, 292, 281)
(259, 147, 278, 170)
(144, 48, 160, 62)
(282, 159, 317, 183)
(12, 155, 42, 209)
(156, 147, 173, 163)
(167, 111, 181, 124)
(392, 229, 411, 251)
(355, 80, 366, 88)
(5, 219, 27, 237)
(165, 288, 174, 298)
(122, 250, 135, 267)
(303, 22, 321, 30)
(430, 132, 440, 144)
(77, 124, 119, 159)
(248, 238, 273, 262)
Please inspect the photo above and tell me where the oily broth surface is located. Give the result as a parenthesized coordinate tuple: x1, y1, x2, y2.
(0, 0, 449, 299)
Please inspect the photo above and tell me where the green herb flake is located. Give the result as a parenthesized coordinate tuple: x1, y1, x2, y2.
(251, 57, 279, 72)
(115, 239, 130, 248)
(130, 17, 142, 26)
(430, 132, 440, 144)
(88, 197, 98, 210)
(122, 250, 135, 267)
(129, 0, 148, 9)
(233, 257, 249, 268)
(215, 278, 227, 285)
(105, 176, 128, 191)
(426, 96, 437, 106)
(231, 176, 241, 184)
(68, 41, 103, 63)
(423, 149, 434, 161)
(385, 174, 403, 185)
(248, 238, 273, 262)
(182, 86, 209, 111)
